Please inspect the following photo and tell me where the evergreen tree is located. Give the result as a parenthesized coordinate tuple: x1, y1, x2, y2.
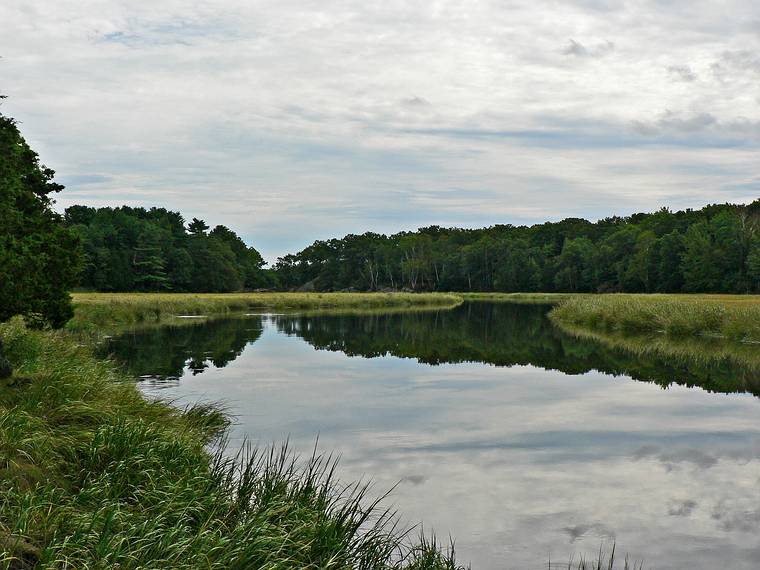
(0, 103, 81, 327)
(133, 227, 170, 291)
(188, 217, 209, 236)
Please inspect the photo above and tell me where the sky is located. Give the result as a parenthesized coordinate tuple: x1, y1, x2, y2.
(2, 0, 760, 262)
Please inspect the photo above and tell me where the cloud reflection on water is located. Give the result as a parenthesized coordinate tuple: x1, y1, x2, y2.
(111, 306, 760, 568)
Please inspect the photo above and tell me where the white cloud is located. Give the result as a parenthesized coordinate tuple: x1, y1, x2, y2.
(1, 0, 759, 260)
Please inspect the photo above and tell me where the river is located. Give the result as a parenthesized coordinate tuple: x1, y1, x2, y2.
(105, 302, 760, 569)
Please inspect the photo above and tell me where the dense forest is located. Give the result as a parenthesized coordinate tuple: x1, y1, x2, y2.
(69, 200, 760, 294)
(65, 206, 272, 292)
(275, 200, 760, 294)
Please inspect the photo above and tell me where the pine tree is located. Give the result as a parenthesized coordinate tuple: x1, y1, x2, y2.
(133, 228, 170, 291)
(0, 101, 81, 327)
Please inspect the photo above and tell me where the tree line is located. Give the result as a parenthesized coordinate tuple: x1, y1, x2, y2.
(274, 200, 760, 294)
(6, 97, 760, 326)
(65, 206, 272, 292)
(58, 199, 760, 295)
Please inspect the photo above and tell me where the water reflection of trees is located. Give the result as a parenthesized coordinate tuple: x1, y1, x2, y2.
(107, 304, 760, 397)
(272, 303, 760, 397)
(105, 316, 264, 380)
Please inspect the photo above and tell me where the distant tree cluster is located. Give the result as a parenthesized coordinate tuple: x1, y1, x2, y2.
(275, 201, 760, 294)
(66, 206, 272, 292)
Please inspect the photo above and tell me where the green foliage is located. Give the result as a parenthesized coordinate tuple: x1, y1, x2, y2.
(133, 225, 170, 291)
(747, 235, 760, 290)
(210, 225, 268, 289)
(275, 201, 760, 294)
(0, 340, 11, 379)
(550, 294, 760, 343)
(66, 206, 272, 293)
(64, 199, 760, 295)
(0, 318, 466, 569)
(187, 216, 209, 236)
(0, 107, 81, 327)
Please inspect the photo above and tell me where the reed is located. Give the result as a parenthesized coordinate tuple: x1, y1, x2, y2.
(550, 294, 760, 342)
(68, 292, 464, 332)
(461, 292, 578, 305)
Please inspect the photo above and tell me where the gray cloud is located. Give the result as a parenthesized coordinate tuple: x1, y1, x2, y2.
(558, 0, 625, 11)
(711, 50, 760, 84)
(711, 501, 760, 532)
(400, 96, 431, 108)
(657, 111, 718, 133)
(719, 50, 760, 74)
(562, 39, 615, 58)
(562, 522, 616, 543)
(400, 474, 427, 485)
(57, 174, 113, 186)
(667, 64, 697, 82)
(633, 446, 718, 470)
(629, 111, 760, 143)
(668, 499, 698, 517)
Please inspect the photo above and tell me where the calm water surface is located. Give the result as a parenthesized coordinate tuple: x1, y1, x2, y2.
(107, 303, 760, 569)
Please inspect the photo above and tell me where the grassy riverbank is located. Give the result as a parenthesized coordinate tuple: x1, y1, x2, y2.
(0, 316, 463, 569)
(69, 292, 464, 331)
(461, 292, 577, 305)
(550, 294, 760, 342)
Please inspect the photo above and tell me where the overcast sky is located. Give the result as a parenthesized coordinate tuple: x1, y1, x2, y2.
(2, 1, 760, 261)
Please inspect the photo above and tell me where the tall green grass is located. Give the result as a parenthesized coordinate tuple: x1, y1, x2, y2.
(68, 292, 464, 332)
(550, 294, 760, 342)
(0, 317, 464, 569)
(461, 292, 577, 305)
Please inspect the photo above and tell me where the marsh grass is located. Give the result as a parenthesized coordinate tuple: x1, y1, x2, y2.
(68, 292, 464, 332)
(550, 294, 760, 342)
(0, 317, 465, 569)
(461, 292, 577, 305)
